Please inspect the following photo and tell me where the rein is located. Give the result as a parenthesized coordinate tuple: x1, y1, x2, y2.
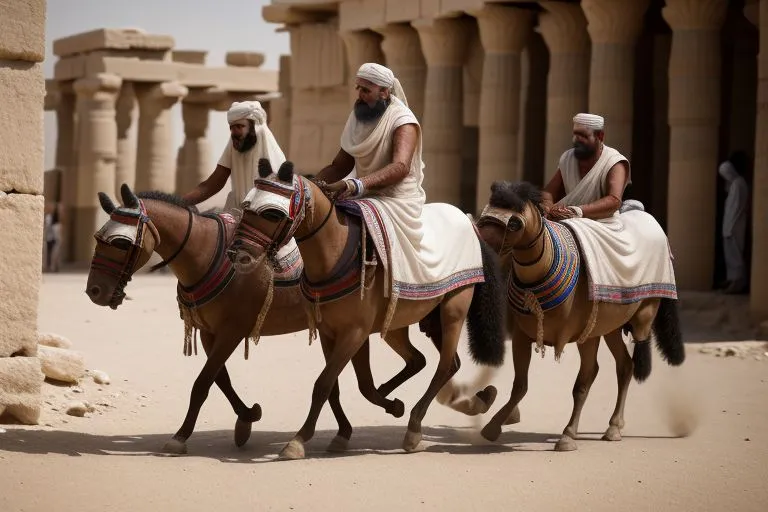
(149, 207, 194, 272)
(510, 215, 547, 267)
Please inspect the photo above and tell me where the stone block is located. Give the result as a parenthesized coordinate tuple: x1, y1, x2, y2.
(385, 0, 421, 23)
(53, 55, 87, 81)
(288, 124, 324, 172)
(53, 28, 175, 58)
(340, 0, 388, 32)
(226, 52, 265, 68)
(38, 345, 86, 384)
(0, 62, 44, 195)
(0, 356, 44, 425)
(0, 0, 46, 62)
(173, 50, 207, 64)
(85, 53, 178, 83)
(0, 194, 43, 358)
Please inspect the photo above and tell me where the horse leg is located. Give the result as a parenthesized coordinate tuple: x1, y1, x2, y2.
(197, 331, 262, 448)
(349, 338, 406, 418)
(318, 335, 354, 454)
(555, 336, 601, 452)
(279, 329, 367, 460)
(481, 329, 533, 442)
(163, 328, 244, 455)
(377, 328, 427, 398)
(402, 290, 471, 453)
(602, 329, 633, 442)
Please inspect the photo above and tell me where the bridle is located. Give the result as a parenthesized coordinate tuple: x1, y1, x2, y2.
(228, 176, 335, 265)
(148, 207, 194, 272)
(90, 200, 162, 308)
(477, 203, 547, 265)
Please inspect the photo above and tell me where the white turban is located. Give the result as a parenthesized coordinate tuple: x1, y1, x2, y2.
(227, 100, 267, 125)
(355, 62, 410, 108)
(573, 113, 605, 131)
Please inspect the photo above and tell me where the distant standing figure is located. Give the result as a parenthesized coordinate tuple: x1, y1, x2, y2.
(43, 204, 62, 273)
(718, 151, 750, 294)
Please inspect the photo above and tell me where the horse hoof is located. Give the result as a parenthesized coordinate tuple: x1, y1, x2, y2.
(602, 427, 622, 442)
(387, 399, 405, 418)
(278, 438, 305, 460)
(480, 422, 502, 443)
(503, 405, 521, 425)
(475, 385, 498, 413)
(402, 430, 422, 453)
(326, 435, 350, 453)
(162, 438, 188, 455)
(246, 403, 263, 423)
(234, 418, 252, 447)
(554, 435, 578, 452)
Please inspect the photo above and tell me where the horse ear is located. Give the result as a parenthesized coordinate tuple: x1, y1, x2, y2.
(121, 183, 140, 208)
(277, 161, 295, 182)
(98, 192, 116, 214)
(258, 158, 272, 178)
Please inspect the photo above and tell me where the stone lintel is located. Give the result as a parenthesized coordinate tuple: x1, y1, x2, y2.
(53, 28, 175, 58)
(183, 87, 230, 105)
(210, 91, 282, 113)
(226, 52, 265, 67)
(177, 65, 279, 93)
(262, 5, 336, 25)
(86, 54, 178, 83)
(173, 50, 208, 64)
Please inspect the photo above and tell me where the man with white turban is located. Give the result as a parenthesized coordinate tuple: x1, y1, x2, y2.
(541, 113, 632, 220)
(182, 100, 286, 210)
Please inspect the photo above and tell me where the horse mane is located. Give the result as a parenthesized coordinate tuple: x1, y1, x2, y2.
(136, 190, 200, 214)
(488, 181, 544, 215)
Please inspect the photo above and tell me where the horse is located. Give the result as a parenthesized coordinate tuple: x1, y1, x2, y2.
(227, 158, 507, 459)
(84, 184, 423, 455)
(474, 180, 685, 451)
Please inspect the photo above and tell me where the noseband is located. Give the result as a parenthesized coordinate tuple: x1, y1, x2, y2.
(478, 204, 546, 264)
(90, 200, 160, 308)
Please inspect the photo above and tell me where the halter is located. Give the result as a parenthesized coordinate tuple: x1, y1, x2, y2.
(477, 204, 546, 264)
(90, 200, 160, 308)
(229, 176, 335, 264)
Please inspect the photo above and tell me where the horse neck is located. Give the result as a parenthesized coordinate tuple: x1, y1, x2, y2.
(143, 200, 218, 287)
(295, 179, 350, 283)
(511, 207, 555, 285)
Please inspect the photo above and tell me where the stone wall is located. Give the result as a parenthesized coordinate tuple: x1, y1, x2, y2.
(0, 0, 47, 424)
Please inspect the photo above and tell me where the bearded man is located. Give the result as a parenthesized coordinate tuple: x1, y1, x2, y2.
(542, 113, 634, 220)
(183, 100, 286, 210)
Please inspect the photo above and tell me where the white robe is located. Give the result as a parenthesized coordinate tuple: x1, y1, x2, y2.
(218, 136, 286, 211)
(556, 145, 678, 303)
(340, 97, 484, 301)
(719, 162, 749, 282)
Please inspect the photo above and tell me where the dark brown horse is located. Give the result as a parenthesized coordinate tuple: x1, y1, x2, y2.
(85, 184, 416, 455)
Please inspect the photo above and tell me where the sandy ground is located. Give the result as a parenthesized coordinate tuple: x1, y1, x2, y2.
(1, 273, 767, 512)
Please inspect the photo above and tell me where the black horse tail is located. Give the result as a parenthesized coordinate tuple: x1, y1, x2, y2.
(466, 236, 507, 367)
(632, 297, 685, 383)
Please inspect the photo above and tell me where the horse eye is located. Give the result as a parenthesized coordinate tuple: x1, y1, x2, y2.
(507, 217, 523, 232)
(111, 238, 133, 251)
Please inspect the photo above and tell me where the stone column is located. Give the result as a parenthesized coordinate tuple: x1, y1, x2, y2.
(473, 5, 533, 209)
(519, 33, 550, 186)
(538, 3, 591, 182)
(663, 0, 727, 290)
(341, 30, 384, 104)
(54, 81, 78, 262)
(582, 0, 650, 157)
(751, 0, 768, 320)
(413, 17, 472, 205)
(176, 95, 213, 195)
(115, 81, 137, 194)
(376, 24, 427, 120)
(133, 81, 188, 193)
(72, 73, 122, 262)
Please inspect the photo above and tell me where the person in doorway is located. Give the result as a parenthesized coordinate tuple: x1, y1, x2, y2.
(718, 151, 750, 294)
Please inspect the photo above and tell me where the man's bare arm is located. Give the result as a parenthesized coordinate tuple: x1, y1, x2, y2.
(577, 162, 628, 219)
(315, 149, 355, 183)
(359, 124, 417, 191)
(541, 169, 566, 213)
(182, 165, 231, 205)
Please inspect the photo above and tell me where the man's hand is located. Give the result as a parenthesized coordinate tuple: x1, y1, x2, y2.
(547, 205, 576, 221)
(317, 179, 358, 201)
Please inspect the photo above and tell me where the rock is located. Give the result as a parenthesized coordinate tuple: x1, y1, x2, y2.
(65, 401, 88, 417)
(37, 332, 73, 349)
(91, 370, 110, 385)
(38, 345, 86, 384)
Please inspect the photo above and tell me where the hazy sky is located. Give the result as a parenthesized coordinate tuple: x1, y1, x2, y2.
(44, 0, 290, 205)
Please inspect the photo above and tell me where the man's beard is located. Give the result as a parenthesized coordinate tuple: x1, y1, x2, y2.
(573, 141, 597, 160)
(354, 98, 389, 123)
(232, 131, 258, 154)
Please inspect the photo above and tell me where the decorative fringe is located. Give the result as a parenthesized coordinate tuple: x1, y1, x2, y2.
(359, 221, 378, 301)
(523, 290, 546, 359)
(380, 290, 399, 341)
(304, 298, 320, 345)
(179, 303, 199, 357)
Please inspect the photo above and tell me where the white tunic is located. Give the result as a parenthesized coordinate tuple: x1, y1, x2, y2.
(218, 137, 286, 210)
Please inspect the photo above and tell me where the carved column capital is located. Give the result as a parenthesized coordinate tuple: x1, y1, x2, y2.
(539, 3, 590, 54)
(73, 73, 122, 99)
(135, 81, 188, 111)
(412, 17, 473, 67)
(340, 29, 384, 69)
(582, 0, 650, 44)
(472, 5, 534, 54)
(662, 0, 728, 31)
(375, 23, 425, 68)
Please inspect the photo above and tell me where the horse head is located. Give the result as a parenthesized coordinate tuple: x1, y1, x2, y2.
(85, 183, 161, 309)
(227, 158, 308, 273)
(476, 180, 544, 258)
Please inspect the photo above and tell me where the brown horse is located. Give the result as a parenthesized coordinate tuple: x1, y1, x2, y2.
(85, 184, 418, 455)
(228, 159, 507, 459)
(474, 181, 685, 451)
